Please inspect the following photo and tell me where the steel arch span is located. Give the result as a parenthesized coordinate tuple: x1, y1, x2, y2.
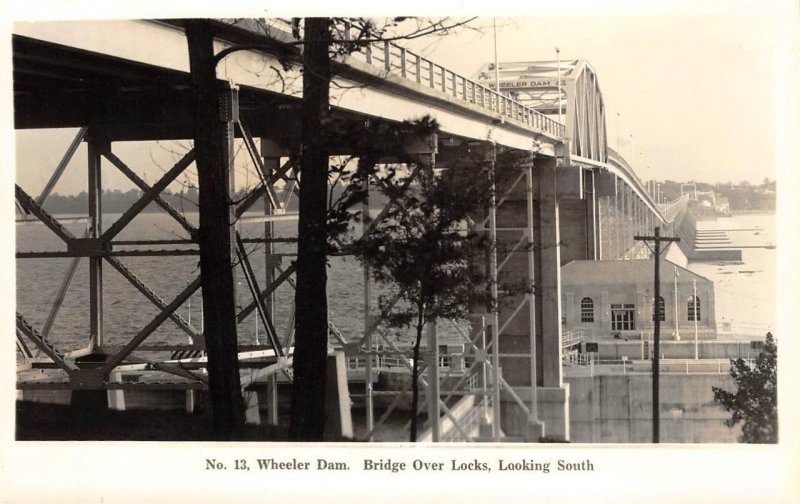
(474, 59, 607, 164)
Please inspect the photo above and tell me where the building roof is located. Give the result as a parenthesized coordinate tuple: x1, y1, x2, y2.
(561, 259, 713, 286)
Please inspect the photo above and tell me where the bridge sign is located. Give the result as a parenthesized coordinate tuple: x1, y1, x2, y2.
(477, 79, 564, 91)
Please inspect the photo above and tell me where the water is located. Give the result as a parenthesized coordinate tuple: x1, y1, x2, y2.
(15, 211, 425, 354)
(16, 211, 777, 356)
(687, 213, 776, 338)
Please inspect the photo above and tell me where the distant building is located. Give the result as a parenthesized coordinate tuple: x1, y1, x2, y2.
(561, 259, 716, 341)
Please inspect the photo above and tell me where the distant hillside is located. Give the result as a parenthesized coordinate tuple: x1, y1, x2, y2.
(656, 179, 775, 212)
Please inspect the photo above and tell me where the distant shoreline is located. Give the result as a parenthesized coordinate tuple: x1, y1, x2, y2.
(726, 210, 776, 215)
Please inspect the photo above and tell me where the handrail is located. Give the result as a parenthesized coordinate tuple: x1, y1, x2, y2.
(659, 195, 690, 223)
(564, 356, 754, 376)
(246, 18, 565, 138)
(606, 147, 689, 224)
(345, 36, 565, 138)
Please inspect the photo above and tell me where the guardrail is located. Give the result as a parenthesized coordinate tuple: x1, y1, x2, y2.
(250, 18, 565, 138)
(347, 354, 453, 372)
(659, 195, 690, 223)
(562, 330, 584, 349)
(348, 39, 565, 137)
(564, 355, 753, 377)
(606, 147, 681, 222)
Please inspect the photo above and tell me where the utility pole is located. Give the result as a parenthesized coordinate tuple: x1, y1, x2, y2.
(634, 226, 679, 443)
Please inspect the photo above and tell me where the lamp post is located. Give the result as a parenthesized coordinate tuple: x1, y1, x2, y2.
(629, 133, 634, 162)
(493, 17, 500, 93)
(556, 47, 562, 125)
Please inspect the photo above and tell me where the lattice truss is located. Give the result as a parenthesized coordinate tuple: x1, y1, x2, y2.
(14, 89, 297, 406)
(13, 20, 637, 442)
(473, 60, 607, 163)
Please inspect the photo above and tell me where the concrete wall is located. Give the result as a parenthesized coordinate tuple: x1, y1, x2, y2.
(673, 207, 742, 261)
(589, 340, 763, 361)
(565, 373, 741, 443)
(559, 198, 590, 265)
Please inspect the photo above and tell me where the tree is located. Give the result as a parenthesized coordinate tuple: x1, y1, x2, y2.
(185, 20, 246, 439)
(351, 148, 491, 441)
(712, 333, 778, 443)
(184, 16, 478, 441)
(289, 17, 332, 441)
(285, 17, 478, 441)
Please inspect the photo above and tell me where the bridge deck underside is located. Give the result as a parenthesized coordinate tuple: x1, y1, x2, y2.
(14, 35, 361, 145)
(13, 20, 559, 154)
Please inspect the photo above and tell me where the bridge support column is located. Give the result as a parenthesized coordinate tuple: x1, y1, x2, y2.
(641, 199, 646, 237)
(620, 184, 626, 258)
(261, 143, 282, 426)
(588, 168, 601, 260)
(614, 176, 622, 259)
(537, 159, 562, 388)
(532, 157, 569, 440)
(638, 198, 643, 247)
(487, 150, 568, 441)
(596, 171, 616, 261)
(626, 186, 634, 257)
(87, 133, 105, 349)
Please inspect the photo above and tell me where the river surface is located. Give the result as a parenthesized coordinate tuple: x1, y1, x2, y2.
(15, 211, 777, 355)
(687, 212, 776, 339)
(15, 211, 427, 354)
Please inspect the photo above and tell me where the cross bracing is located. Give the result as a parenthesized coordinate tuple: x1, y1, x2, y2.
(13, 18, 676, 441)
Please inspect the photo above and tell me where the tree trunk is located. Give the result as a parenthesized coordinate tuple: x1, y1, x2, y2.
(185, 20, 244, 440)
(289, 17, 332, 441)
(410, 307, 425, 442)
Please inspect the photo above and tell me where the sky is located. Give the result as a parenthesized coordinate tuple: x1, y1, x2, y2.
(5, 1, 795, 196)
(404, 14, 782, 186)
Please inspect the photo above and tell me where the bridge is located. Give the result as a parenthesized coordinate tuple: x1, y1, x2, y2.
(13, 18, 687, 442)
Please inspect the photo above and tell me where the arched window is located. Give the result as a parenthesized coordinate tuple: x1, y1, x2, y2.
(652, 296, 665, 322)
(580, 297, 594, 323)
(688, 296, 701, 321)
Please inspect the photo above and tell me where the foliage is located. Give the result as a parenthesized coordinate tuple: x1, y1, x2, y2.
(712, 333, 778, 443)
(325, 115, 441, 251)
(355, 162, 492, 324)
(350, 143, 492, 441)
(209, 17, 480, 441)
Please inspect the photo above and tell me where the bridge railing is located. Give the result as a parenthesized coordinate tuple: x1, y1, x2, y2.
(249, 18, 565, 138)
(606, 148, 649, 194)
(659, 195, 689, 223)
(562, 330, 584, 350)
(349, 38, 564, 137)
